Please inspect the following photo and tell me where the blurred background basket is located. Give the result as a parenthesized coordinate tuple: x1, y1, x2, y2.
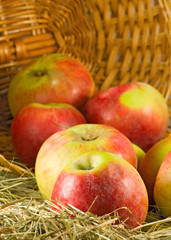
(1, 0, 171, 161)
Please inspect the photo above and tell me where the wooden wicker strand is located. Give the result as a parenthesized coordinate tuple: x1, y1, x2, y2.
(159, 0, 171, 101)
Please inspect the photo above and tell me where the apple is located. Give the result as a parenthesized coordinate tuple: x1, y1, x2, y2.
(11, 102, 87, 168)
(51, 151, 148, 228)
(84, 82, 169, 152)
(35, 124, 137, 200)
(8, 53, 96, 116)
(138, 134, 171, 204)
(153, 151, 171, 218)
(132, 143, 145, 168)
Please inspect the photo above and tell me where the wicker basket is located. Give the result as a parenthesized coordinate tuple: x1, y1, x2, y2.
(1, 0, 171, 162)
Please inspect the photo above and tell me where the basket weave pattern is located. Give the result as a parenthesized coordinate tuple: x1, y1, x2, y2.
(0, 0, 171, 161)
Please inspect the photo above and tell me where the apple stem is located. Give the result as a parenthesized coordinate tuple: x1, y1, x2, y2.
(87, 166, 93, 170)
(34, 71, 45, 77)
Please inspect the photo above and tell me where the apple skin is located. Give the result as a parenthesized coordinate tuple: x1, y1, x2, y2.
(84, 82, 169, 152)
(153, 151, 171, 218)
(11, 102, 87, 168)
(138, 134, 171, 204)
(35, 124, 137, 200)
(132, 143, 145, 168)
(8, 53, 96, 116)
(51, 151, 148, 228)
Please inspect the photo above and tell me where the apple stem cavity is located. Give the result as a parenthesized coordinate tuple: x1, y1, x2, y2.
(87, 165, 93, 170)
(33, 71, 45, 77)
(76, 162, 94, 171)
(81, 135, 98, 141)
(70, 158, 96, 171)
(78, 164, 93, 171)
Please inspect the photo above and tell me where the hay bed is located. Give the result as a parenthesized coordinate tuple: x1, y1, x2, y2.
(0, 155, 171, 240)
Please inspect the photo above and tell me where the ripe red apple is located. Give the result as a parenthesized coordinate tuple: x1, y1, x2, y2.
(153, 151, 171, 218)
(11, 102, 87, 168)
(51, 151, 148, 228)
(8, 53, 96, 116)
(35, 124, 137, 200)
(138, 134, 171, 204)
(84, 82, 169, 152)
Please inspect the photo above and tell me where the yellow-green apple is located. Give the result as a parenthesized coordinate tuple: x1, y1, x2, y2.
(132, 143, 145, 168)
(51, 151, 148, 228)
(153, 151, 171, 218)
(8, 53, 96, 116)
(35, 124, 137, 200)
(138, 134, 171, 204)
(11, 102, 87, 168)
(84, 82, 169, 152)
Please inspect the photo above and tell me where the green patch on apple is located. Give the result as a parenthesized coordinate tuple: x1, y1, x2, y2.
(120, 82, 166, 110)
(67, 151, 112, 172)
(132, 143, 145, 167)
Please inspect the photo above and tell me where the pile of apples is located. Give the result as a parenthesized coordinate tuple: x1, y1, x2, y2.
(8, 53, 171, 228)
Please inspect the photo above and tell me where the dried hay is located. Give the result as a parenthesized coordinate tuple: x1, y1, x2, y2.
(0, 155, 171, 240)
